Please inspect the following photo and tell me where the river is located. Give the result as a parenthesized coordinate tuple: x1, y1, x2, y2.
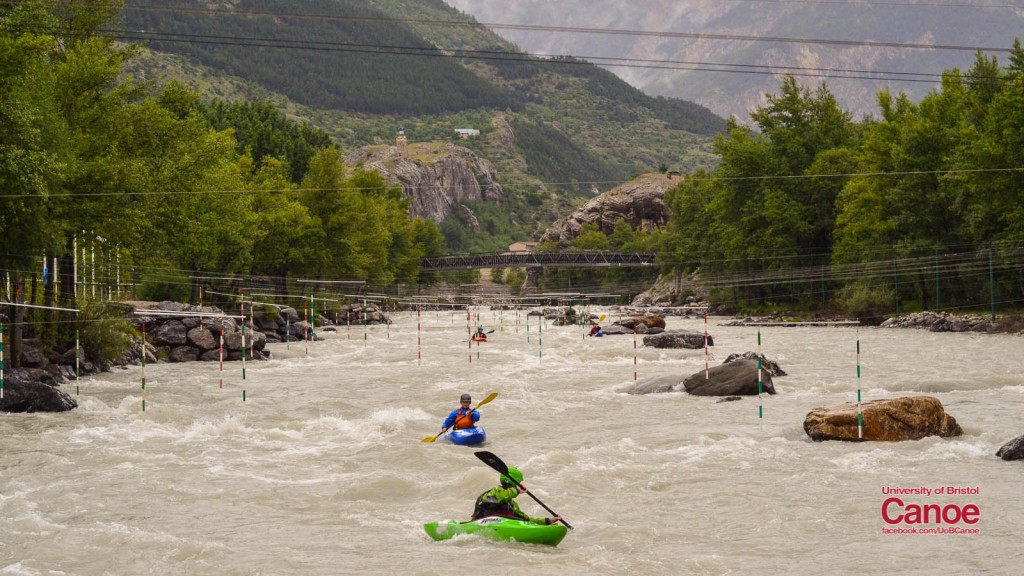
(1, 310, 1021, 575)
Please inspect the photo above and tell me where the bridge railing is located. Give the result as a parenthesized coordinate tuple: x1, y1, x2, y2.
(420, 251, 657, 271)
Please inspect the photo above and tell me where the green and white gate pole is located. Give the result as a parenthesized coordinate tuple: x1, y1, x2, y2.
(857, 332, 863, 439)
(704, 313, 709, 379)
(538, 313, 543, 361)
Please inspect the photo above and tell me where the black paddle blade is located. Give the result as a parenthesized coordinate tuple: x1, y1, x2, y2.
(474, 450, 509, 475)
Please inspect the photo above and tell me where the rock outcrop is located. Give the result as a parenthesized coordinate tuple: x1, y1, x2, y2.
(539, 173, 675, 247)
(803, 396, 963, 442)
(682, 359, 776, 396)
(345, 143, 503, 223)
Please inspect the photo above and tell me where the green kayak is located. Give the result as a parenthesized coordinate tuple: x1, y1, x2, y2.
(423, 516, 568, 546)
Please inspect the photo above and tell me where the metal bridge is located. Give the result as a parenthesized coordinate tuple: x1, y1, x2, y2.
(419, 251, 657, 271)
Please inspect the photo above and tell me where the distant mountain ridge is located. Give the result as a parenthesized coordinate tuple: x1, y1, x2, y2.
(445, 0, 1024, 120)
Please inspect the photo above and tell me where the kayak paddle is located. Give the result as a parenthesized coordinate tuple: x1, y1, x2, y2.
(474, 450, 573, 529)
(421, 392, 497, 443)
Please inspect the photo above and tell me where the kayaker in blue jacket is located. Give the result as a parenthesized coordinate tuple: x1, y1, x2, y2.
(441, 393, 480, 431)
(471, 466, 562, 525)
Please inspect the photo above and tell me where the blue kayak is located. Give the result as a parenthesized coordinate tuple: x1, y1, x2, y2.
(446, 426, 486, 446)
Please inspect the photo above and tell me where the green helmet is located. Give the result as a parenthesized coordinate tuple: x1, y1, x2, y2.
(500, 467, 523, 486)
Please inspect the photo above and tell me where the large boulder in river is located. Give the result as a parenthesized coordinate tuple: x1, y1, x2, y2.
(996, 434, 1024, 461)
(682, 359, 775, 396)
(628, 375, 684, 394)
(643, 330, 710, 349)
(0, 371, 77, 412)
(723, 352, 787, 377)
(803, 396, 962, 442)
(614, 316, 666, 331)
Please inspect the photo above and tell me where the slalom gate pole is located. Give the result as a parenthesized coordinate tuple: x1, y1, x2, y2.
(242, 318, 247, 401)
(704, 313, 709, 379)
(304, 301, 309, 357)
(757, 330, 763, 422)
(241, 317, 247, 381)
(417, 306, 422, 365)
(633, 323, 637, 381)
(857, 331, 863, 439)
(75, 328, 80, 396)
(1, 323, 4, 400)
(538, 313, 543, 361)
(219, 327, 224, 388)
(249, 299, 256, 360)
(141, 323, 147, 412)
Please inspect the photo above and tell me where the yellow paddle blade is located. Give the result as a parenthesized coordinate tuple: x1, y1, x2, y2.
(598, 314, 607, 322)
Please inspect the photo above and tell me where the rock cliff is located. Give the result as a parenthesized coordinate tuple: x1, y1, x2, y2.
(345, 142, 503, 223)
(539, 173, 676, 247)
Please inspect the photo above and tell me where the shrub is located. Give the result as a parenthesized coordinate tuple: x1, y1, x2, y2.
(834, 282, 895, 323)
(135, 270, 190, 302)
(78, 301, 138, 364)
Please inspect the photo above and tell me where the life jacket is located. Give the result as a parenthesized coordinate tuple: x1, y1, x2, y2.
(472, 488, 522, 521)
(453, 408, 476, 430)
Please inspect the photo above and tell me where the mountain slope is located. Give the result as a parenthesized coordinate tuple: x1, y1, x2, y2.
(119, 0, 726, 250)
(445, 0, 1024, 120)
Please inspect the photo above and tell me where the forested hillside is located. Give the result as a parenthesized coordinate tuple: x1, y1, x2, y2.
(108, 0, 729, 254)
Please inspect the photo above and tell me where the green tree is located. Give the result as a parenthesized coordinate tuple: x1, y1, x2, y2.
(0, 3, 60, 273)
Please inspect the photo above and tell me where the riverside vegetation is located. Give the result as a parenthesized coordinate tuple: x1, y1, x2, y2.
(4, 2, 1024, 389)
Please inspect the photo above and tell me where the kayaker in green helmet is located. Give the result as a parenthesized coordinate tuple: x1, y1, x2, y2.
(471, 466, 562, 526)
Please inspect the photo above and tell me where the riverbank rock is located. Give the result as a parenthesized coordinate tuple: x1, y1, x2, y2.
(133, 301, 269, 362)
(996, 434, 1024, 461)
(682, 359, 776, 396)
(643, 330, 711, 349)
(803, 396, 962, 442)
(0, 370, 78, 412)
(880, 311, 999, 333)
